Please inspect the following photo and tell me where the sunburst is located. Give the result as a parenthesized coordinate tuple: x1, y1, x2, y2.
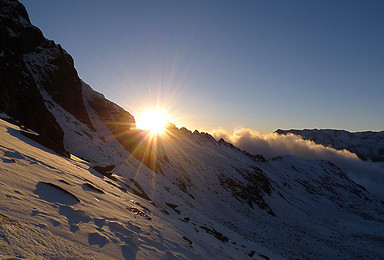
(136, 109, 168, 134)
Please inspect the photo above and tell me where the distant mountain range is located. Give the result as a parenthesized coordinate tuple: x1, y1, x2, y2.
(275, 129, 384, 162)
(1, 1, 384, 259)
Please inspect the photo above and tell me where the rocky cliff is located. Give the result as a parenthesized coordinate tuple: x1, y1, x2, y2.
(1, 1, 384, 259)
(0, 0, 94, 155)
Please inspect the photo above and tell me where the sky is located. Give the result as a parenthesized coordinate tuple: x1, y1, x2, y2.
(20, 0, 384, 134)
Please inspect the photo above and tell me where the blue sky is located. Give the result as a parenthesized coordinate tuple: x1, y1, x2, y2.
(20, 0, 384, 134)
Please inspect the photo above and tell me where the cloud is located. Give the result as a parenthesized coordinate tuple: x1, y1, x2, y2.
(212, 128, 384, 200)
(212, 128, 358, 160)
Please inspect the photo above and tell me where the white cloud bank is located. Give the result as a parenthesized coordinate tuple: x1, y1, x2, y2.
(212, 128, 384, 201)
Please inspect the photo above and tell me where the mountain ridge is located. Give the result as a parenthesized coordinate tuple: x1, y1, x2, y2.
(275, 128, 384, 162)
(1, 1, 384, 259)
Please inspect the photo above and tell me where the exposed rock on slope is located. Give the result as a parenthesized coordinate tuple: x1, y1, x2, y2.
(0, 0, 66, 155)
(2, 117, 384, 259)
(82, 82, 163, 173)
(83, 83, 135, 135)
(0, 0, 92, 155)
(1, 1, 384, 259)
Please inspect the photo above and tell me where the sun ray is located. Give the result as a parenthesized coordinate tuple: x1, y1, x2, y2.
(136, 109, 169, 135)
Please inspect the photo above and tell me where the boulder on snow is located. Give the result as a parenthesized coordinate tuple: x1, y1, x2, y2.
(82, 183, 105, 194)
(92, 164, 115, 176)
(166, 203, 181, 214)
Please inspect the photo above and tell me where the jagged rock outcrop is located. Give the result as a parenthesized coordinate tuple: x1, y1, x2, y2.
(0, 0, 67, 155)
(2, 2, 384, 258)
(0, 0, 158, 171)
(82, 82, 135, 137)
(81, 83, 162, 172)
(0, 0, 93, 155)
(23, 43, 93, 129)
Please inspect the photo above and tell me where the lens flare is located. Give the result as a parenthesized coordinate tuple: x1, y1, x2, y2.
(136, 110, 168, 134)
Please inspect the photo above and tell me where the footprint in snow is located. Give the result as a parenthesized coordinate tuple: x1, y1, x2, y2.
(88, 232, 109, 247)
(58, 205, 92, 233)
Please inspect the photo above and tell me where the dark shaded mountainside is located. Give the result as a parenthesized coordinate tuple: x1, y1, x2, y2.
(0, 0, 142, 161)
(0, 0, 93, 156)
(1, 1, 384, 259)
(275, 129, 384, 162)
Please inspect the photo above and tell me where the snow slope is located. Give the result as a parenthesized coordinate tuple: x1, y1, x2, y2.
(2, 0, 384, 258)
(2, 115, 384, 259)
(0, 117, 285, 259)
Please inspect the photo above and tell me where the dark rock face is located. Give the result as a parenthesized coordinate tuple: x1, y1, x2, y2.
(82, 83, 165, 173)
(0, 0, 44, 53)
(0, 0, 67, 155)
(0, 0, 94, 155)
(0, 0, 161, 170)
(219, 166, 275, 216)
(84, 83, 135, 135)
(24, 43, 93, 130)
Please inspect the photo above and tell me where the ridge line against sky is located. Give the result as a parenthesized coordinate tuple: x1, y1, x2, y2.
(20, 0, 384, 134)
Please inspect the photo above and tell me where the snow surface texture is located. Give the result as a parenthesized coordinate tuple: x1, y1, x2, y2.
(1, 114, 384, 259)
(1, 0, 384, 258)
(0, 117, 283, 259)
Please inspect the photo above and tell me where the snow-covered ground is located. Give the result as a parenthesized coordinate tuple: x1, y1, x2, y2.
(1, 115, 384, 259)
(0, 118, 285, 259)
(2, 1, 384, 258)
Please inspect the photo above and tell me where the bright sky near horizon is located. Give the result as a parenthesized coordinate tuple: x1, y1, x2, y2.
(20, 0, 384, 134)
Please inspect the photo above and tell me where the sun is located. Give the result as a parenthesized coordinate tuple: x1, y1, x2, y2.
(136, 110, 168, 134)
